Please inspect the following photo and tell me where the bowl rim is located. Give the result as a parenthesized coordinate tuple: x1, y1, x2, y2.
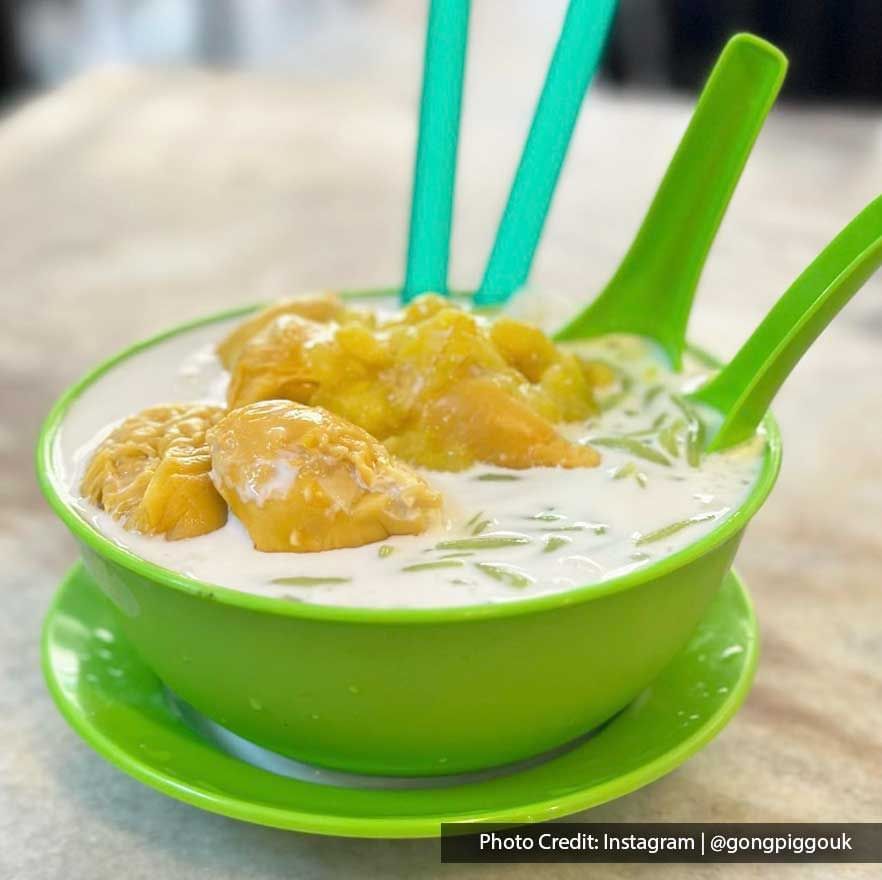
(36, 289, 783, 625)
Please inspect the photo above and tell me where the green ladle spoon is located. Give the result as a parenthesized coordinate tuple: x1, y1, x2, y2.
(555, 34, 787, 368)
(688, 195, 882, 452)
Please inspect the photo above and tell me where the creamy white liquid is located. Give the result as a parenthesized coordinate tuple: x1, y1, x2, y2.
(51, 305, 766, 609)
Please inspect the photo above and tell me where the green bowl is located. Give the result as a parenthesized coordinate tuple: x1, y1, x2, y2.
(36, 293, 782, 777)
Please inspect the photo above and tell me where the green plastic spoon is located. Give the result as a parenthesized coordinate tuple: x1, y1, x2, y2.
(556, 34, 788, 368)
(688, 195, 882, 452)
(474, 0, 617, 306)
(402, 0, 471, 302)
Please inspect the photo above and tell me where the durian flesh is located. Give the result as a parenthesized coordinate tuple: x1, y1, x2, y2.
(207, 400, 443, 552)
(220, 294, 603, 471)
(81, 403, 228, 540)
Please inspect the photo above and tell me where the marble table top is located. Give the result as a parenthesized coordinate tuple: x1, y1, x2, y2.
(1, 20, 881, 880)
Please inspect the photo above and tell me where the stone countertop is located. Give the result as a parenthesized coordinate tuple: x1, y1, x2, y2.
(1, 17, 881, 880)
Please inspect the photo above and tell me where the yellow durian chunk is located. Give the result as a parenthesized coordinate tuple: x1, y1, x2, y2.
(217, 291, 345, 369)
(81, 404, 228, 540)
(386, 377, 601, 471)
(207, 400, 442, 552)
(225, 313, 326, 410)
(221, 295, 603, 471)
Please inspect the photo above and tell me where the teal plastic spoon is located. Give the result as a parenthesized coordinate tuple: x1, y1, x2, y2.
(688, 195, 882, 451)
(556, 34, 788, 368)
(474, 0, 617, 306)
(402, 0, 471, 302)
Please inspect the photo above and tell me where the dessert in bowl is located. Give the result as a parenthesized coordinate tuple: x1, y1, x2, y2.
(37, 290, 780, 776)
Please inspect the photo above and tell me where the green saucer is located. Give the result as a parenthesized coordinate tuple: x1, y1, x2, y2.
(42, 564, 757, 838)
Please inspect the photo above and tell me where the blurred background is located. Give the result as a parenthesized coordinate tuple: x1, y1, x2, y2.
(2, 0, 882, 107)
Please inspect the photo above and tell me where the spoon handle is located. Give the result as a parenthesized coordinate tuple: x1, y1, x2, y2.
(474, 0, 617, 306)
(555, 34, 787, 368)
(690, 195, 882, 451)
(402, 0, 471, 302)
